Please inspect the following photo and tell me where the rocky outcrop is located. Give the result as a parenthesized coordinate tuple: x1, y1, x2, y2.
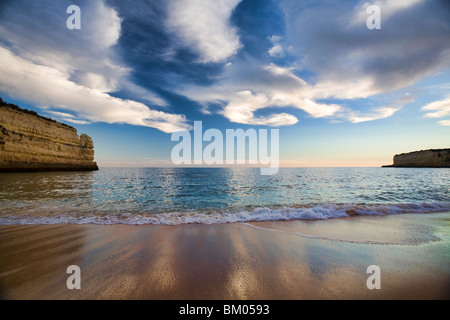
(0, 98, 98, 172)
(383, 149, 450, 168)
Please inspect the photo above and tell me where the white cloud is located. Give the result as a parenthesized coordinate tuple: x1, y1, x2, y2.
(268, 45, 284, 58)
(166, 0, 242, 63)
(0, 47, 190, 133)
(88, 1, 122, 48)
(0, 1, 125, 84)
(282, 0, 450, 97)
(47, 111, 78, 119)
(79, 73, 119, 93)
(0, 0, 192, 132)
(178, 61, 342, 126)
(0, 0, 168, 107)
(268, 35, 284, 58)
(219, 90, 299, 126)
(63, 119, 92, 125)
(422, 97, 450, 118)
(344, 106, 400, 123)
(438, 120, 450, 126)
(46, 111, 91, 125)
(307, 78, 380, 100)
(177, 56, 408, 126)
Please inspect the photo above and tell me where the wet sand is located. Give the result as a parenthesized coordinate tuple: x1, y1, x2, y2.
(0, 212, 449, 300)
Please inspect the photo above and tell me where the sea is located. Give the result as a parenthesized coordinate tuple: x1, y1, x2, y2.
(0, 167, 449, 225)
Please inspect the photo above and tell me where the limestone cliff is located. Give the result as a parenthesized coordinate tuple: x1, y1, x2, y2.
(383, 149, 450, 168)
(0, 98, 98, 172)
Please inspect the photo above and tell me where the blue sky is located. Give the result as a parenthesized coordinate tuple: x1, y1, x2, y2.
(0, 0, 449, 167)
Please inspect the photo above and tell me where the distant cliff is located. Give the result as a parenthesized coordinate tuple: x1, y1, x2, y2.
(383, 149, 450, 168)
(0, 98, 98, 172)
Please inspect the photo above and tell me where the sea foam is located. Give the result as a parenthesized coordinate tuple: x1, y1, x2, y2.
(0, 202, 449, 226)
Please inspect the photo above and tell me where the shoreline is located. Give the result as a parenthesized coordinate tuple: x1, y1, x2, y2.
(1, 203, 449, 226)
(0, 212, 449, 299)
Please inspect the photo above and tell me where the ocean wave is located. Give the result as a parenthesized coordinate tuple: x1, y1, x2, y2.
(0, 202, 449, 226)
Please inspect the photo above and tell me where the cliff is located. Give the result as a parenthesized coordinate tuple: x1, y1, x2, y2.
(382, 149, 450, 168)
(0, 98, 98, 172)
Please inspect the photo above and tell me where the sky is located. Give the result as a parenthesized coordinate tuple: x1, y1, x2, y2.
(0, 0, 449, 167)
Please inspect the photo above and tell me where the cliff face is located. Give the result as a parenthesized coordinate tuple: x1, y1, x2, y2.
(0, 99, 98, 172)
(383, 149, 450, 168)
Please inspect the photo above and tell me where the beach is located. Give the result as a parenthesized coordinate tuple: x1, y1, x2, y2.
(1, 212, 449, 300)
(1, 0, 450, 304)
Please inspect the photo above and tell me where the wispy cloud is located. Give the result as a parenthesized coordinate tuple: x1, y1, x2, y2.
(344, 106, 401, 123)
(1, 0, 449, 133)
(438, 120, 450, 126)
(422, 96, 450, 126)
(0, 47, 190, 133)
(178, 56, 408, 126)
(282, 0, 450, 94)
(46, 111, 91, 125)
(171, 0, 449, 127)
(422, 97, 450, 118)
(166, 0, 242, 63)
(0, 0, 190, 133)
(177, 58, 344, 126)
(268, 35, 285, 58)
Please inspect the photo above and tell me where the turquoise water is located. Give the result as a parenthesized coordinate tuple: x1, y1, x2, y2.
(0, 167, 449, 225)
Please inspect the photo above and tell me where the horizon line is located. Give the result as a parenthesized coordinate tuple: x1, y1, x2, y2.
(96, 165, 385, 169)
